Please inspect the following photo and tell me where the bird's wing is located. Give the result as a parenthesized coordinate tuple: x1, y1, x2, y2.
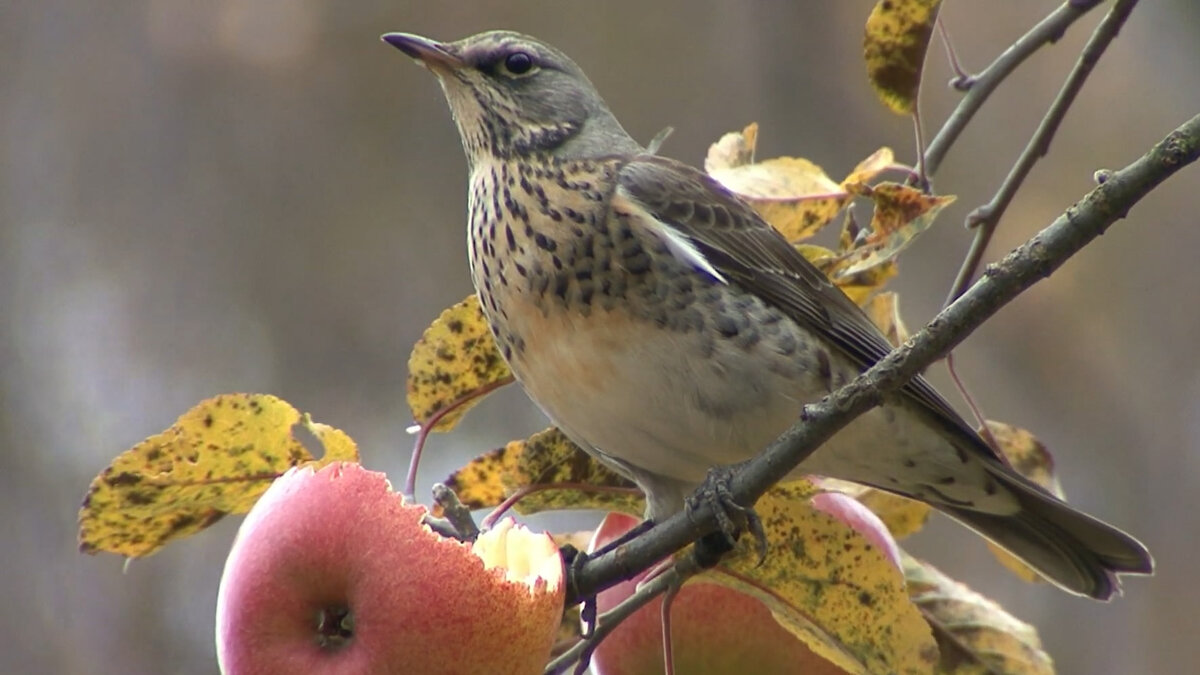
(615, 153, 988, 447)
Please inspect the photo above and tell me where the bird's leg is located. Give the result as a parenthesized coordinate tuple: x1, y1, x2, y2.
(688, 461, 768, 567)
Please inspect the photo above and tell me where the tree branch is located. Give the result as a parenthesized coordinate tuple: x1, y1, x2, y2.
(566, 113, 1200, 606)
(943, 0, 1139, 305)
(923, 0, 1103, 178)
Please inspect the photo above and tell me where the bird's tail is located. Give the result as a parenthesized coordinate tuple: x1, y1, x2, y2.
(941, 460, 1153, 600)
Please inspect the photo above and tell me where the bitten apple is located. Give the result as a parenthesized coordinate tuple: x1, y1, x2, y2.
(216, 462, 563, 675)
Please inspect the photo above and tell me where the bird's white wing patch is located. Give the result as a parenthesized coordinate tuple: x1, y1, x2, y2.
(613, 186, 728, 284)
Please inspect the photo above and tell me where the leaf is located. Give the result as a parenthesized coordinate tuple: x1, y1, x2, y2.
(904, 554, 1055, 675)
(708, 481, 939, 675)
(797, 243, 899, 306)
(443, 427, 643, 516)
(711, 157, 848, 241)
(704, 122, 759, 172)
(407, 294, 514, 432)
(840, 182, 955, 275)
(863, 291, 912, 348)
(842, 147, 898, 187)
(864, 0, 944, 114)
(982, 421, 1066, 584)
(78, 394, 359, 558)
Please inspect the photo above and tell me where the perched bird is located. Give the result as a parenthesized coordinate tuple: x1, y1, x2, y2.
(383, 30, 1152, 599)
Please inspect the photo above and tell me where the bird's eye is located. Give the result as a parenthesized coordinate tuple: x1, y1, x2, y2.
(501, 51, 535, 76)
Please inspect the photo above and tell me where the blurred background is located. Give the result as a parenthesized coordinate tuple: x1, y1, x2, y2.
(3, 1, 1197, 672)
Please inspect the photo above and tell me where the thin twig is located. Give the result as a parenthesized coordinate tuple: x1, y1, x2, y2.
(431, 483, 479, 540)
(545, 559, 698, 674)
(404, 375, 515, 497)
(565, 114, 1200, 606)
(942, 0, 1139, 306)
(924, 0, 1103, 179)
(935, 15, 971, 88)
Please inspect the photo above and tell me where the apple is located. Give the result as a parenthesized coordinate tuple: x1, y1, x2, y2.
(215, 462, 563, 675)
(588, 512, 855, 675)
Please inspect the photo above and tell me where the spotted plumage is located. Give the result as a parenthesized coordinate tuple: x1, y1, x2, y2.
(385, 29, 1152, 599)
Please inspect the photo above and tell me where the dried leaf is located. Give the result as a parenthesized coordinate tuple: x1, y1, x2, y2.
(711, 156, 848, 241)
(840, 182, 955, 275)
(864, 0, 944, 114)
(704, 122, 759, 172)
(904, 554, 1055, 675)
(407, 294, 513, 432)
(443, 427, 643, 516)
(78, 394, 359, 558)
(708, 481, 939, 675)
(842, 147, 898, 187)
(798, 243, 900, 306)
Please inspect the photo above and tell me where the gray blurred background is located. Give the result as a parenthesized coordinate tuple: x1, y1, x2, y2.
(3, 1, 1197, 673)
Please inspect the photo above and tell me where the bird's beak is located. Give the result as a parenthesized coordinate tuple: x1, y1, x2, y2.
(382, 33, 464, 72)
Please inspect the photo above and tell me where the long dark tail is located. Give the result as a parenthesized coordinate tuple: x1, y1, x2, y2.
(941, 460, 1153, 600)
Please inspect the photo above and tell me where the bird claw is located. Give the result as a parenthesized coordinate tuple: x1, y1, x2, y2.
(687, 463, 768, 567)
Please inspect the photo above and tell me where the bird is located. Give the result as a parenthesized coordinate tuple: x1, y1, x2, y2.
(382, 29, 1153, 599)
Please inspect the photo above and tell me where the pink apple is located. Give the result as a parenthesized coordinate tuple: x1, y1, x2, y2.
(588, 513, 850, 675)
(216, 462, 563, 675)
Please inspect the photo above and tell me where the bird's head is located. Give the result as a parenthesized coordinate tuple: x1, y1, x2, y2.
(383, 30, 640, 166)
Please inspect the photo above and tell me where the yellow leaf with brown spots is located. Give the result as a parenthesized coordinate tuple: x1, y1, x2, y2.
(78, 394, 359, 558)
(904, 554, 1055, 675)
(797, 243, 899, 307)
(705, 124, 896, 244)
(818, 478, 932, 541)
(711, 156, 848, 241)
(443, 427, 642, 516)
(864, 0, 944, 114)
(982, 421, 1065, 584)
(708, 482, 937, 675)
(407, 295, 514, 432)
(840, 182, 954, 276)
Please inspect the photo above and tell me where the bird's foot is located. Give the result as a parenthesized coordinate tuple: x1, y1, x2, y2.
(687, 462, 767, 567)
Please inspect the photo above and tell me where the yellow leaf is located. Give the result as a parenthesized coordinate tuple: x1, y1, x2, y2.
(904, 554, 1055, 675)
(798, 242, 899, 307)
(443, 427, 643, 516)
(863, 0, 944, 115)
(711, 156, 849, 241)
(709, 481, 938, 675)
(78, 394, 358, 558)
(839, 182, 954, 276)
(983, 421, 1065, 584)
(863, 291, 911, 347)
(704, 122, 759, 172)
(407, 295, 514, 432)
(841, 147, 897, 188)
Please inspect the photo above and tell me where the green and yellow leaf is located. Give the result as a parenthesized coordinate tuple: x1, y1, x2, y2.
(864, 0, 944, 114)
(78, 394, 358, 558)
(407, 295, 514, 432)
(708, 481, 938, 675)
(904, 554, 1055, 675)
(443, 427, 643, 516)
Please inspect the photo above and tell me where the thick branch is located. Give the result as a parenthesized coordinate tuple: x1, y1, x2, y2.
(566, 113, 1200, 605)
